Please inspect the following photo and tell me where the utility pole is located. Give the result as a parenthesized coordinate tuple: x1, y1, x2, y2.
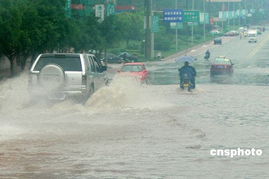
(203, 0, 206, 41)
(233, 2, 235, 26)
(222, 2, 225, 31)
(191, 0, 194, 45)
(244, 0, 247, 25)
(227, 0, 230, 27)
(145, 0, 153, 60)
(238, 1, 241, 26)
(175, 0, 178, 51)
(151, 0, 154, 59)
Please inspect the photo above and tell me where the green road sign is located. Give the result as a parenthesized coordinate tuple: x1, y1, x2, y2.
(65, 0, 71, 17)
(152, 16, 160, 33)
(183, 11, 200, 23)
(107, 4, 115, 16)
(68, 0, 116, 18)
(200, 13, 210, 24)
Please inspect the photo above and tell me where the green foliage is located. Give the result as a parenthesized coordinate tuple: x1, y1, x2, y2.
(155, 34, 172, 51)
(0, 0, 266, 73)
(127, 41, 141, 50)
(0, 0, 71, 73)
(0, 0, 145, 74)
(0, 0, 22, 57)
(116, 12, 144, 42)
(100, 15, 124, 48)
(71, 16, 103, 52)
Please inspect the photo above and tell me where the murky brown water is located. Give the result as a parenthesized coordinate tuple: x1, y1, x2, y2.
(1, 74, 269, 178)
(1, 32, 269, 178)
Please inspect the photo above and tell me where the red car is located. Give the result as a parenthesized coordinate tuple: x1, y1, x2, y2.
(118, 63, 149, 83)
(210, 57, 234, 77)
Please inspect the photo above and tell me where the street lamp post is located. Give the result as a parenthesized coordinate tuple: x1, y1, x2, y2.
(175, 0, 178, 51)
(203, 0, 206, 41)
(191, 0, 194, 45)
(145, 0, 153, 60)
(227, 0, 230, 27)
(239, 1, 241, 26)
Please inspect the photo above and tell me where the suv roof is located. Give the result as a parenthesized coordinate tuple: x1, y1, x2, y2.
(31, 53, 84, 72)
(213, 57, 232, 65)
(41, 53, 81, 58)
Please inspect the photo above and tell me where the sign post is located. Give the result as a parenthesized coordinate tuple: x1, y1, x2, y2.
(203, 0, 206, 40)
(152, 16, 160, 33)
(200, 13, 209, 39)
(106, 3, 115, 16)
(65, 0, 71, 17)
(95, 4, 105, 22)
(145, 0, 153, 60)
(183, 10, 200, 45)
(163, 9, 183, 51)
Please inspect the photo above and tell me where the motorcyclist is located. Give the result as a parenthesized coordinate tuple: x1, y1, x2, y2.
(204, 49, 210, 60)
(179, 61, 197, 89)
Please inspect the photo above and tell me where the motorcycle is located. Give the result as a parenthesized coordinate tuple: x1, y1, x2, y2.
(180, 73, 192, 92)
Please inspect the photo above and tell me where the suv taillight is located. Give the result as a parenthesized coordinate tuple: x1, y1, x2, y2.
(82, 75, 87, 85)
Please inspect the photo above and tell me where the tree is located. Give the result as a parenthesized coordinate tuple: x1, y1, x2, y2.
(71, 16, 103, 52)
(99, 15, 123, 51)
(0, 0, 73, 73)
(0, 0, 24, 75)
(116, 12, 144, 46)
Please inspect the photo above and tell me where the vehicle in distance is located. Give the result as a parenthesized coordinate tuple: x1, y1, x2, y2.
(214, 37, 222, 45)
(248, 30, 258, 43)
(257, 28, 262, 35)
(105, 53, 128, 64)
(105, 52, 138, 64)
(224, 30, 239, 36)
(253, 27, 263, 35)
(210, 29, 221, 35)
(210, 56, 234, 78)
(118, 62, 149, 83)
(243, 31, 248, 37)
(118, 52, 138, 62)
(29, 53, 108, 101)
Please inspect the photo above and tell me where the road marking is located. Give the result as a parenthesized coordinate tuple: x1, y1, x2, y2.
(248, 33, 269, 59)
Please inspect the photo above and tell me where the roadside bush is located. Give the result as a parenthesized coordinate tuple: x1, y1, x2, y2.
(127, 41, 141, 50)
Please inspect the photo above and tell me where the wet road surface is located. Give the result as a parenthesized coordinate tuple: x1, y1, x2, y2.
(1, 31, 269, 178)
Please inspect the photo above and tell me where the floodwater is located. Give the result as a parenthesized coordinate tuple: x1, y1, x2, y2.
(1, 32, 269, 178)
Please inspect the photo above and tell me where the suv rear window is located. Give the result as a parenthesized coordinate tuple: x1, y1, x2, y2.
(34, 56, 82, 71)
(213, 58, 231, 65)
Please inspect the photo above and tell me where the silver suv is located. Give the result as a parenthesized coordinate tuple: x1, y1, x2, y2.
(29, 53, 108, 100)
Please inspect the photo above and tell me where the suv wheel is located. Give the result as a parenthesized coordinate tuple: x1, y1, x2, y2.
(39, 64, 65, 92)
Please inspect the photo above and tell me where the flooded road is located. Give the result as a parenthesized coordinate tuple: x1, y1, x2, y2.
(1, 31, 269, 178)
